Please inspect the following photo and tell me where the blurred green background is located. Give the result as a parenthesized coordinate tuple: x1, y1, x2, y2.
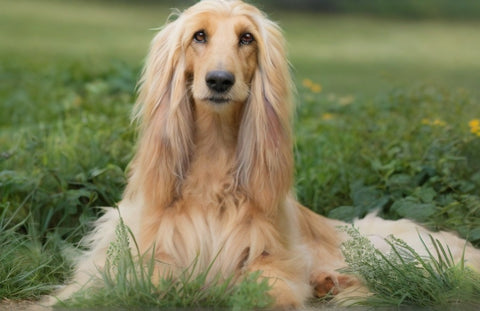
(1, 0, 480, 98)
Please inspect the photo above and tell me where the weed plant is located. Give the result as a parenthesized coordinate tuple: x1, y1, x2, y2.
(340, 226, 480, 307)
(57, 218, 272, 310)
(0, 208, 69, 300)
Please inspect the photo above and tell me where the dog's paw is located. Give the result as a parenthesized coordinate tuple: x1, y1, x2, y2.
(311, 272, 358, 297)
(268, 278, 307, 310)
(271, 291, 302, 310)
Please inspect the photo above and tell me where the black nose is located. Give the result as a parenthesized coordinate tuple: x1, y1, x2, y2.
(206, 71, 235, 93)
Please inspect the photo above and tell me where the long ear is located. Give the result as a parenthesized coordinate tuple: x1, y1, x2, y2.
(125, 15, 194, 215)
(236, 17, 294, 217)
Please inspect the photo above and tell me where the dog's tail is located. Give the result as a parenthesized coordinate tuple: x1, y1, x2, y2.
(354, 213, 480, 269)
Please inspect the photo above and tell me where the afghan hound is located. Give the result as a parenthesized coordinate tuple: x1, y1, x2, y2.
(51, 0, 480, 308)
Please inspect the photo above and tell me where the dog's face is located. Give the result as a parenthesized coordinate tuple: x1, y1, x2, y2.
(185, 13, 258, 110)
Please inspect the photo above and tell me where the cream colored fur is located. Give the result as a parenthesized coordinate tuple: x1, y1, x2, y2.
(48, 0, 480, 309)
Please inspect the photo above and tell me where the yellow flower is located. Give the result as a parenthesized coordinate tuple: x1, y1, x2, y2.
(302, 79, 313, 88)
(469, 119, 480, 132)
(469, 119, 480, 137)
(302, 78, 322, 93)
(321, 113, 334, 120)
(421, 118, 431, 125)
(432, 119, 446, 127)
(311, 83, 322, 93)
(421, 118, 446, 127)
(469, 119, 479, 127)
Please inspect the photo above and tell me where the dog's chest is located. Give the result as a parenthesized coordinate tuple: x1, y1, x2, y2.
(155, 181, 252, 276)
(180, 148, 244, 211)
(154, 170, 254, 270)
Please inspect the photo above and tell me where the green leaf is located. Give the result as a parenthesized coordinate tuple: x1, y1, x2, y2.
(387, 173, 414, 189)
(390, 198, 436, 222)
(467, 227, 480, 243)
(328, 206, 357, 221)
(350, 181, 382, 209)
(413, 187, 437, 203)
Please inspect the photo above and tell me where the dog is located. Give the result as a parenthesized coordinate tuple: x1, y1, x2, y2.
(51, 0, 480, 308)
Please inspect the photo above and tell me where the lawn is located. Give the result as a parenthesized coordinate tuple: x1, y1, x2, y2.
(1, 0, 480, 308)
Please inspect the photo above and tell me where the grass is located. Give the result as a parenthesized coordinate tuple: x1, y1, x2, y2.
(295, 84, 480, 242)
(58, 218, 272, 310)
(340, 226, 480, 307)
(0, 208, 69, 300)
(1, 0, 480, 308)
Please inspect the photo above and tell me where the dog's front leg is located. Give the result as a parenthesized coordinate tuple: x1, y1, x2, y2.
(247, 251, 311, 309)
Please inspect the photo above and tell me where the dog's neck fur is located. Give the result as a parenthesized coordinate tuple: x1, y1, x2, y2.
(193, 102, 243, 152)
(161, 101, 243, 206)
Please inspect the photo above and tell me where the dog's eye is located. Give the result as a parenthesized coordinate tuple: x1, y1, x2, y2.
(193, 31, 207, 43)
(240, 33, 254, 45)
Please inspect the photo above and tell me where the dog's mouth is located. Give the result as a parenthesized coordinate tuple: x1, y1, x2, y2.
(206, 97, 231, 104)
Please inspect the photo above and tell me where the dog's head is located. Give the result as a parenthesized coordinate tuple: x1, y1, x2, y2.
(184, 7, 258, 109)
(130, 0, 293, 213)
(136, 0, 291, 115)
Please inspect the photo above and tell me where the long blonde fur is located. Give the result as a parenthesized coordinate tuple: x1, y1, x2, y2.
(51, 0, 480, 309)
